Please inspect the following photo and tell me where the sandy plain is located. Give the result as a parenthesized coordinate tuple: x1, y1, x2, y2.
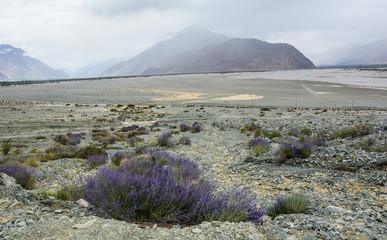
(0, 69, 386, 108)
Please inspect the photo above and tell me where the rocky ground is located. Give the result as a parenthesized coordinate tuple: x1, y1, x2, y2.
(0, 99, 386, 240)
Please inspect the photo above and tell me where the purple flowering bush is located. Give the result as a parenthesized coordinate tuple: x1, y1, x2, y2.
(179, 123, 192, 132)
(191, 124, 202, 133)
(248, 138, 270, 156)
(0, 163, 37, 189)
(277, 141, 314, 161)
(157, 132, 173, 147)
(85, 154, 108, 169)
(54, 132, 83, 145)
(179, 136, 192, 146)
(111, 151, 134, 166)
(63, 151, 265, 225)
(287, 128, 300, 137)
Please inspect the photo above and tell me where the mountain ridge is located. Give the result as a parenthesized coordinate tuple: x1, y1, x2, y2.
(101, 25, 230, 76)
(101, 26, 314, 77)
(311, 39, 387, 66)
(0, 44, 68, 80)
(143, 38, 315, 75)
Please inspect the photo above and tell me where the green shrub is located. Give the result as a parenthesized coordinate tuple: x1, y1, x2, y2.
(300, 128, 312, 137)
(332, 123, 372, 139)
(77, 145, 107, 159)
(263, 130, 281, 139)
(252, 146, 270, 156)
(266, 193, 309, 220)
(372, 143, 387, 152)
(2, 139, 11, 156)
(357, 137, 376, 151)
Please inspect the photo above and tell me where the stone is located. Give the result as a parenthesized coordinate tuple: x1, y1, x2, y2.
(191, 227, 202, 234)
(0, 173, 16, 186)
(0, 216, 9, 224)
(76, 199, 90, 208)
(54, 209, 62, 214)
(26, 219, 35, 225)
(17, 221, 27, 227)
(72, 219, 96, 229)
(326, 206, 353, 215)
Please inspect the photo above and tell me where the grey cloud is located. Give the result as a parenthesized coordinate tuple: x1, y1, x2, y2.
(87, 0, 184, 16)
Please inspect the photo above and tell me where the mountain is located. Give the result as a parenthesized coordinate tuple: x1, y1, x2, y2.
(0, 71, 9, 80)
(311, 39, 387, 66)
(101, 25, 230, 76)
(102, 26, 314, 77)
(143, 38, 315, 75)
(0, 44, 68, 80)
(68, 58, 123, 78)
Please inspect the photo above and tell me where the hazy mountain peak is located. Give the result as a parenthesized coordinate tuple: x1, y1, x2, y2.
(101, 26, 229, 76)
(101, 26, 314, 77)
(0, 44, 26, 56)
(0, 44, 68, 80)
(311, 38, 387, 66)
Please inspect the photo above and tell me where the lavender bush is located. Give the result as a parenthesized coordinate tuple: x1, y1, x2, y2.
(179, 123, 192, 132)
(111, 151, 134, 166)
(277, 141, 314, 161)
(157, 132, 173, 147)
(127, 137, 143, 147)
(54, 133, 83, 145)
(64, 151, 264, 225)
(120, 125, 138, 132)
(85, 155, 108, 169)
(0, 164, 37, 189)
(191, 124, 202, 133)
(179, 136, 192, 146)
(248, 138, 270, 156)
(287, 128, 300, 137)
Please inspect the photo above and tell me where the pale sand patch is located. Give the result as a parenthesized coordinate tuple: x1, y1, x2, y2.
(213, 94, 263, 101)
(132, 88, 206, 101)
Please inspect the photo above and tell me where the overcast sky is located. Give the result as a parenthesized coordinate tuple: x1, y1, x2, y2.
(1, 0, 387, 71)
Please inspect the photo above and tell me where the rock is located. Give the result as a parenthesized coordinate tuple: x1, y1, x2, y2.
(76, 198, 90, 208)
(26, 219, 35, 225)
(0, 173, 16, 186)
(16, 221, 27, 227)
(54, 209, 62, 214)
(72, 219, 96, 229)
(326, 206, 353, 215)
(191, 227, 202, 234)
(0, 216, 9, 224)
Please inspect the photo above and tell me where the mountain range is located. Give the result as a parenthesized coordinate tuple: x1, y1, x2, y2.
(8, 26, 387, 79)
(311, 39, 387, 66)
(0, 44, 67, 80)
(102, 26, 315, 76)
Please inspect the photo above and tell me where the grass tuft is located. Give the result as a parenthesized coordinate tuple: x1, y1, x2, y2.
(266, 193, 309, 220)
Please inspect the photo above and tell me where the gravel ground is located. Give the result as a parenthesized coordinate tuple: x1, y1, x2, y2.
(1, 101, 386, 240)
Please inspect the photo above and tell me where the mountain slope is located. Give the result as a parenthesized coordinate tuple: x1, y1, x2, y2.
(143, 38, 315, 75)
(0, 44, 68, 80)
(0, 71, 9, 80)
(312, 39, 387, 66)
(102, 26, 314, 77)
(101, 25, 230, 76)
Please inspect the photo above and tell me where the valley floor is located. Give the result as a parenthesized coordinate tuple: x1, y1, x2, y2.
(0, 99, 386, 239)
